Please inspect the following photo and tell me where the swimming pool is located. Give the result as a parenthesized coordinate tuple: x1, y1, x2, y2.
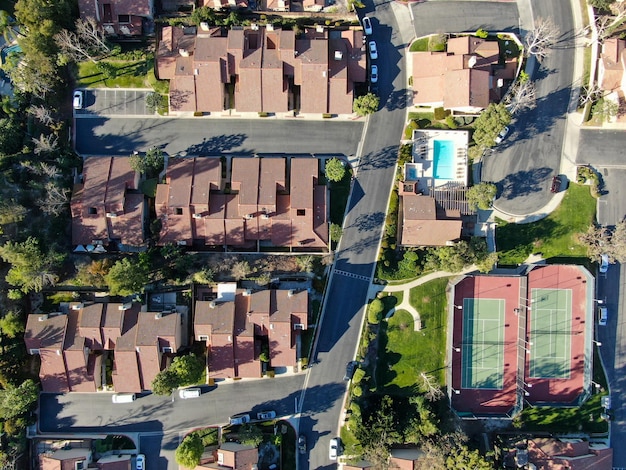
(433, 140, 455, 180)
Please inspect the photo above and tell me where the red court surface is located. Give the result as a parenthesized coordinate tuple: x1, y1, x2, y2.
(449, 265, 593, 417)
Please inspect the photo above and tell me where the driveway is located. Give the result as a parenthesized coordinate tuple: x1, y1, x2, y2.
(75, 118, 364, 156)
(74, 88, 154, 116)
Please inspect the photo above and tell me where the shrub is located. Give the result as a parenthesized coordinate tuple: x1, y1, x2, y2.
(434, 107, 446, 120)
(445, 115, 457, 129)
(368, 298, 385, 324)
(475, 28, 489, 39)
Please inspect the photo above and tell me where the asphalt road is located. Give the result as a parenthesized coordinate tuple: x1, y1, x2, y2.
(482, 0, 575, 216)
(75, 118, 364, 156)
(596, 263, 626, 466)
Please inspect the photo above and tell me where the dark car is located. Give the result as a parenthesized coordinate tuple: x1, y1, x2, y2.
(344, 361, 358, 381)
(550, 175, 562, 193)
(298, 435, 306, 454)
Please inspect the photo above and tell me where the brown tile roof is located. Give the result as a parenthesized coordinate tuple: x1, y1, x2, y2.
(216, 443, 258, 470)
(389, 448, 424, 470)
(444, 68, 490, 109)
(401, 195, 462, 246)
(600, 38, 626, 91)
(64, 311, 98, 392)
(231, 158, 260, 216)
(71, 157, 143, 247)
(96, 454, 132, 470)
(156, 158, 194, 245)
(40, 449, 91, 470)
(296, 38, 329, 113)
(78, 303, 105, 349)
(259, 158, 286, 213)
(25, 314, 70, 392)
(158, 26, 197, 80)
(526, 438, 613, 470)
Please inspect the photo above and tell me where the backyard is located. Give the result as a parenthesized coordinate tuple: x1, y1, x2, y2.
(496, 183, 596, 266)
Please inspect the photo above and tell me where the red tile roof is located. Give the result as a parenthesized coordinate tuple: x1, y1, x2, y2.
(400, 195, 462, 246)
(525, 438, 613, 470)
(71, 157, 144, 247)
(25, 313, 70, 392)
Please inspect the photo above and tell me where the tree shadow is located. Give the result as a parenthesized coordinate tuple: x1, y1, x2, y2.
(349, 212, 385, 233)
(184, 134, 248, 155)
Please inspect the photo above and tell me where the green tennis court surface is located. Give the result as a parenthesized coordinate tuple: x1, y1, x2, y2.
(461, 298, 505, 389)
(529, 288, 572, 379)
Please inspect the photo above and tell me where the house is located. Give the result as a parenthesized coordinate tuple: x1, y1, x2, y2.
(389, 448, 425, 469)
(156, 25, 366, 115)
(71, 157, 145, 250)
(96, 454, 132, 470)
(194, 285, 308, 379)
(39, 448, 91, 470)
(344, 462, 375, 469)
(25, 302, 186, 393)
(399, 193, 463, 246)
(77, 0, 153, 36)
(195, 442, 258, 469)
(598, 37, 626, 104)
(501, 437, 613, 470)
(411, 35, 517, 112)
(155, 157, 328, 251)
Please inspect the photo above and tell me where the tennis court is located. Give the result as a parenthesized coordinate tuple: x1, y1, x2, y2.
(461, 298, 505, 389)
(529, 288, 572, 379)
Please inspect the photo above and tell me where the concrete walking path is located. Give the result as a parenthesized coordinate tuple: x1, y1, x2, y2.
(368, 265, 478, 331)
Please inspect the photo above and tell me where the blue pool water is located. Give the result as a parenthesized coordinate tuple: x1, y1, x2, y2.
(406, 165, 418, 180)
(433, 140, 455, 180)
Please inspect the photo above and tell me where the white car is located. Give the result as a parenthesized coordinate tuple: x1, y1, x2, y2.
(494, 126, 510, 144)
(135, 454, 145, 470)
(229, 413, 251, 425)
(371, 64, 378, 83)
(368, 41, 378, 60)
(329, 438, 339, 460)
(600, 254, 609, 274)
(362, 16, 372, 35)
(256, 410, 276, 420)
(73, 90, 83, 110)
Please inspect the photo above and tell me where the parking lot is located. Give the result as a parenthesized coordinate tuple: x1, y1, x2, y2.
(74, 88, 154, 116)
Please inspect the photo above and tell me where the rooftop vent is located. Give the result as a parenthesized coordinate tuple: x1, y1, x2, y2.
(209, 301, 217, 309)
(193, 213, 203, 219)
(71, 303, 84, 310)
(155, 312, 163, 319)
(38, 314, 49, 322)
(119, 303, 132, 311)
(243, 289, 252, 296)
(106, 212, 117, 218)
(200, 22, 210, 31)
(288, 289, 295, 297)
(334, 50, 343, 60)
(467, 55, 477, 68)
(261, 213, 270, 220)
(179, 48, 189, 57)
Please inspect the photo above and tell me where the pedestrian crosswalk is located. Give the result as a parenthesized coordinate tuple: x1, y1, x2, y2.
(333, 269, 371, 282)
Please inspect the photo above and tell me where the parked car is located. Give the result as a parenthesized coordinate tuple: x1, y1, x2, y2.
(600, 254, 609, 274)
(256, 410, 276, 420)
(112, 393, 136, 404)
(550, 175, 562, 193)
(370, 64, 378, 83)
(229, 413, 251, 425)
(329, 438, 339, 460)
(298, 435, 307, 454)
(368, 41, 378, 60)
(135, 454, 145, 470)
(494, 126, 510, 144)
(599, 306, 608, 326)
(362, 16, 373, 35)
(73, 90, 83, 110)
(179, 387, 201, 399)
(344, 361, 358, 381)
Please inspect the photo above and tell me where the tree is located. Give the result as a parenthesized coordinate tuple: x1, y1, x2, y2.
(0, 237, 64, 293)
(27, 105, 56, 127)
(419, 372, 444, 401)
(0, 118, 24, 156)
(231, 260, 252, 280)
(105, 256, 150, 296)
(151, 369, 179, 396)
(368, 298, 384, 324)
(524, 17, 560, 59)
(325, 157, 346, 182)
(295, 255, 314, 272)
(238, 424, 263, 446)
(146, 92, 165, 114)
(579, 83, 604, 108)
(0, 11, 22, 42)
(76, 259, 112, 287)
(175, 434, 204, 469)
(471, 103, 511, 149)
(329, 223, 343, 243)
(467, 182, 497, 211)
(506, 79, 536, 114)
(353, 93, 379, 116)
(129, 147, 165, 178)
(32, 134, 59, 155)
(75, 17, 110, 55)
(0, 312, 24, 339)
(170, 354, 204, 386)
(355, 395, 400, 468)
(589, 0, 616, 11)
(579, 220, 626, 262)
(445, 444, 492, 470)
(0, 379, 38, 420)
(592, 97, 619, 123)
(476, 251, 498, 273)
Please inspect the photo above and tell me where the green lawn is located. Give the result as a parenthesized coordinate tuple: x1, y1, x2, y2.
(409, 37, 429, 52)
(377, 277, 450, 394)
(496, 183, 596, 265)
(76, 57, 155, 89)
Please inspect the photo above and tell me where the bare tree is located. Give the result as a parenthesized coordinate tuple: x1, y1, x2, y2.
(594, 11, 626, 43)
(36, 181, 70, 216)
(55, 17, 110, 64)
(76, 17, 110, 54)
(579, 82, 604, 107)
(420, 372, 444, 401)
(579, 224, 611, 260)
(27, 105, 56, 126)
(524, 17, 560, 59)
(506, 79, 536, 114)
(231, 260, 252, 280)
(32, 134, 59, 155)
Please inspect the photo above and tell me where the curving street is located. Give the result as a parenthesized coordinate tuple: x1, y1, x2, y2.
(482, 0, 576, 216)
